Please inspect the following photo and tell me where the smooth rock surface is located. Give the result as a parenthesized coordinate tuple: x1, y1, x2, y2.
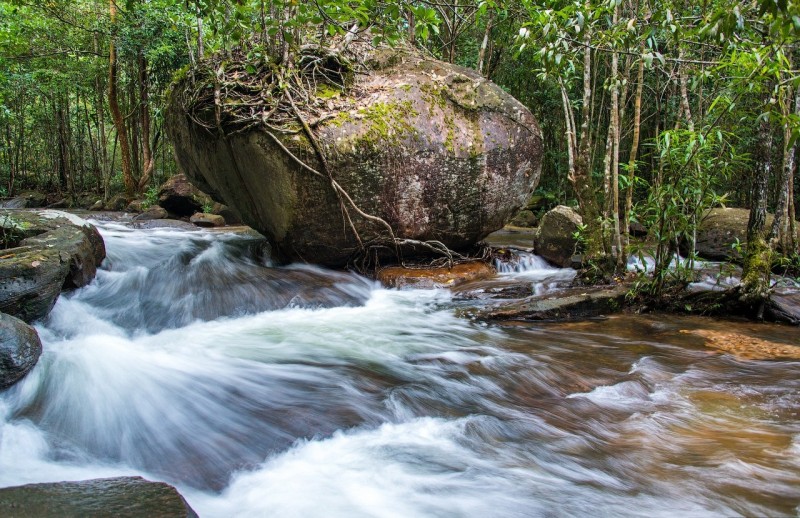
(0, 210, 105, 322)
(466, 284, 628, 322)
(534, 205, 582, 267)
(190, 212, 225, 227)
(0, 312, 42, 389)
(168, 48, 543, 266)
(0, 477, 198, 518)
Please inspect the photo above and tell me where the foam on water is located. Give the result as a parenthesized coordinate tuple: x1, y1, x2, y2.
(1, 222, 798, 517)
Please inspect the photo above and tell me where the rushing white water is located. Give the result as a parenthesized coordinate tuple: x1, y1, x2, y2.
(1, 223, 799, 517)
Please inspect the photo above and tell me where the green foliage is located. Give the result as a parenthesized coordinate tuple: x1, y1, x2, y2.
(634, 126, 746, 294)
(142, 185, 159, 210)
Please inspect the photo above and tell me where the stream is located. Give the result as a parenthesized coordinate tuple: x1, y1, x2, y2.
(1, 222, 799, 517)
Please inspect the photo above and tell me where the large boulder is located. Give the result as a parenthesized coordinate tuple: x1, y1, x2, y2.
(0, 210, 106, 322)
(692, 208, 754, 261)
(157, 174, 213, 217)
(167, 47, 543, 266)
(0, 477, 198, 517)
(0, 312, 42, 389)
(533, 205, 582, 268)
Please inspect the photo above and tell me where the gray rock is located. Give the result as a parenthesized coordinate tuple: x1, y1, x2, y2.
(167, 48, 543, 266)
(133, 206, 168, 221)
(0, 476, 198, 517)
(0, 312, 42, 389)
(534, 205, 582, 267)
(104, 194, 129, 212)
(157, 175, 212, 217)
(465, 284, 629, 322)
(510, 209, 537, 227)
(0, 192, 48, 209)
(0, 210, 106, 322)
(190, 212, 225, 227)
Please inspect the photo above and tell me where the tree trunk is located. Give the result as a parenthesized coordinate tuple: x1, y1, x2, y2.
(477, 11, 494, 77)
(625, 53, 644, 239)
(108, 0, 135, 197)
(137, 52, 154, 192)
(741, 109, 774, 311)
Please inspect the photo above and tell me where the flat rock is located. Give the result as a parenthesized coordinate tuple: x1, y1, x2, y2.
(466, 284, 629, 322)
(0, 312, 42, 389)
(0, 477, 197, 518)
(377, 262, 495, 289)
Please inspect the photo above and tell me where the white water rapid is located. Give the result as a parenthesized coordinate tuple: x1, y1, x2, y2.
(1, 223, 798, 517)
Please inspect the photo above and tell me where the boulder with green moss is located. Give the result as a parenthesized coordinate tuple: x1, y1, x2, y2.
(0, 210, 105, 322)
(166, 46, 543, 266)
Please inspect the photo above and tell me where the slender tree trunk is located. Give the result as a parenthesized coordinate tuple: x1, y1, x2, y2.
(770, 86, 793, 250)
(477, 11, 494, 77)
(742, 107, 774, 311)
(678, 50, 695, 132)
(196, 1, 204, 59)
(137, 52, 154, 192)
(625, 53, 644, 239)
(610, 2, 623, 269)
(108, 0, 135, 197)
(569, 3, 605, 275)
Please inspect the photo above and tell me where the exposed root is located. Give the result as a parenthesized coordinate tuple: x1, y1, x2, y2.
(176, 39, 461, 270)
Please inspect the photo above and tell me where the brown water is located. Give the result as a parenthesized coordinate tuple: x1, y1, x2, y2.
(0, 223, 797, 517)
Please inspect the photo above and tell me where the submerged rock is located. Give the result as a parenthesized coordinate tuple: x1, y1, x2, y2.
(0, 477, 197, 517)
(377, 261, 495, 289)
(0, 210, 106, 322)
(167, 47, 543, 266)
(680, 328, 800, 360)
(0, 312, 42, 389)
(534, 205, 582, 268)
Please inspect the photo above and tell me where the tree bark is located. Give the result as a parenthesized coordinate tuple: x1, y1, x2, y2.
(108, 0, 135, 197)
(625, 53, 644, 238)
(137, 51, 154, 191)
(742, 108, 774, 310)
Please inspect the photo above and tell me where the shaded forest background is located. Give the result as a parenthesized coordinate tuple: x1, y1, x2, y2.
(1, 0, 799, 288)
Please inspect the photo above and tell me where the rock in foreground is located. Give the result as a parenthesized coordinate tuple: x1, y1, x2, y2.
(167, 47, 543, 266)
(0, 210, 106, 322)
(0, 477, 197, 518)
(0, 312, 42, 389)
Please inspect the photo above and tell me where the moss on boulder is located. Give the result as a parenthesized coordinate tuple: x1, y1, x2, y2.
(167, 47, 543, 266)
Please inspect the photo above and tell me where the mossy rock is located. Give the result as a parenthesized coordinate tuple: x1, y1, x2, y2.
(0, 210, 106, 322)
(167, 47, 543, 266)
(0, 477, 197, 517)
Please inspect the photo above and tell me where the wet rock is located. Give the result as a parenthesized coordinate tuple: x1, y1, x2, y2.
(0, 476, 198, 517)
(167, 48, 543, 267)
(533, 205, 582, 267)
(0, 312, 42, 389)
(126, 199, 146, 212)
(0, 192, 47, 209)
(89, 200, 105, 211)
(157, 174, 212, 217)
(104, 194, 130, 212)
(467, 284, 629, 322)
(688, 208, 795, 261)
(510, 209, 537, 228)
(134, 206, 168, 221)
(0, 210, 106, 322)
(211, 202, 241, 224)
(190, 212, 226, 228)
(765, 290, 800, 325)
(377, 261, 495, 289)
(130, 218, 198, 231)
